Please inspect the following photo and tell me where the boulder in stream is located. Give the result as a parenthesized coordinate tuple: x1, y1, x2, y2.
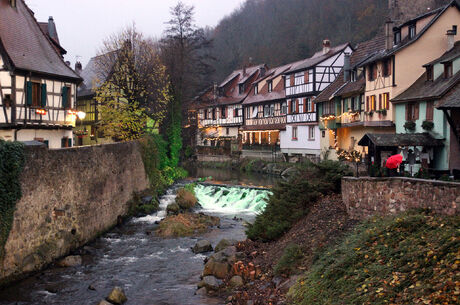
(203, 246, 237, 279)
(106, 286, 127, 304)
(195, 287, 207, 296)
(97, 300, 112, 305)
(57, 255, 82, 267)
(199, 276, 223, 291)
(166, 203, 180, 215)
(193, 240, 213, 253)
(214, 239, 238, 253)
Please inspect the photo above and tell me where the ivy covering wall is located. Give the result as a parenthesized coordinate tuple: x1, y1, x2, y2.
(0, 140, 25, 260)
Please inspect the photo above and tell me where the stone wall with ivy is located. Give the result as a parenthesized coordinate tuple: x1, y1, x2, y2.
(0, 141, 149, 285)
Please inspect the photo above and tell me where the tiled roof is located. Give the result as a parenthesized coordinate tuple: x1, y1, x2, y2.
(0, 0, 80, 80)
(315, 36, 385, 103)
(77, 56, 104, 97)
(219, 64, 265, 88)
(436, 82, 460, 108)
(286, 43, 351, 74)
(360, 0, 460, 67)
(358, 133, 444, 147)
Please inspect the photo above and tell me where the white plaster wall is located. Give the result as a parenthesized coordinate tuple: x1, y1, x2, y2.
(15, 129, 73, 148)
(280, 125, 321, 155)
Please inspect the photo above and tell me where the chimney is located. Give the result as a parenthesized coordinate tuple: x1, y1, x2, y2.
(385, 19, 395, 50)
(65, 61, 71, 66)
(447, 25, 457, 51)
(323, 39, 331, 55)
(344, 53, 351, 82)
(75, 61, 82, 75)
(47, 17, 58, 41)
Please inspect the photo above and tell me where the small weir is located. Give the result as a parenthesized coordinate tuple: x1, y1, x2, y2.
(0, 182, 271, 305)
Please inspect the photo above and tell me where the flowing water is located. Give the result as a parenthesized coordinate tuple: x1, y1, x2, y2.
(0, 181, 272, 305)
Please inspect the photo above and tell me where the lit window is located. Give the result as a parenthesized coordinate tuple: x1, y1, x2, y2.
(382, 93, 389, 110)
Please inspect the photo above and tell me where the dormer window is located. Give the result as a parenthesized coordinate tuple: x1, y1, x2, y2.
(394, 30, 401, 45)
(254, 85, 258, 95)
(444, 61, 453, 78)
(218, 88, 223, 97)
(268, 81, 273, 92)
(426, 65, 434, 81)
(351, 70, 357, 82)
(409, 25, 416, 39)
(10, 0, 16, 8)
(239, 84, 245, 94)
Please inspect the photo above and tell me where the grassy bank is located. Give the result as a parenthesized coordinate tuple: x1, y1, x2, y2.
(288, 211, 460, 305)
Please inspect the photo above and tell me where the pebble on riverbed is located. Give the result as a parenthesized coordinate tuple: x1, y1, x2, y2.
(106, 286, 127, 304)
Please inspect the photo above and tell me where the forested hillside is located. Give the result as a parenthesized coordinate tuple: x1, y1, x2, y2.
(209, 0, 450, 82)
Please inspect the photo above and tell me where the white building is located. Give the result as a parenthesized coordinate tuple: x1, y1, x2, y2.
(0, 0, 81, 148)
(280, 40, 353, 158)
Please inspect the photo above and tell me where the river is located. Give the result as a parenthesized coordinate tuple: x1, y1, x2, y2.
(0, 170, 276, 305)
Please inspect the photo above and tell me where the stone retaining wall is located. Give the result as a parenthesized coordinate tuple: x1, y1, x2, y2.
(0, 141, 149, 285)
(342, 177, 460, 219)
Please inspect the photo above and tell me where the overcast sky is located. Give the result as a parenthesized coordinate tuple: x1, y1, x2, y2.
(25, 0, 245, 68)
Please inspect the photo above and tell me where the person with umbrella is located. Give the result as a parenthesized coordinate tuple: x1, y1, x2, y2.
(385, 154, 403, 176)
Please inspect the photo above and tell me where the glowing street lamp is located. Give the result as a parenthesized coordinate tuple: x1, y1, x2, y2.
(77, 111, 86, 120)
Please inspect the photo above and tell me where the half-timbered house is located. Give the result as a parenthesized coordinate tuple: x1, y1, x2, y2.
(358, 0, 460, 168)
(314, 36, 386, 160)
(240, 64, 291, 160)
(0, 0, 81, 148)
(196, 64, 267, 153)
(280, 40, 353, 159)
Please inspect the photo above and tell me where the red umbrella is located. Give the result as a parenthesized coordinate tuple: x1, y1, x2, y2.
(385, 154, 403, 169)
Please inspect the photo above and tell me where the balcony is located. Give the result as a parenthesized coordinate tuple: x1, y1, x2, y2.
(341, 111, 364, 126)
(200, 117, 243, 127)
(245, 115, 286, 127)
(287, 112, 317, 124)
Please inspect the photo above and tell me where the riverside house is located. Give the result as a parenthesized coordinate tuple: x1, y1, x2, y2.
(195, 65, 267, 154)
(0, 0, 81, 148)
(389, 40, 460, 175)
(315, 36, 387, 160)
(280, 40, 353, 160)
(240, 64, 292, 160)
(358, 0, 460, 168)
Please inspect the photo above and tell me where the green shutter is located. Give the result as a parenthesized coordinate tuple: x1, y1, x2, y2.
(26, 81, 32, 106)
(68, 138, 72, 147)
(62, 86, 68, 109)
(41, 83, 47, 107)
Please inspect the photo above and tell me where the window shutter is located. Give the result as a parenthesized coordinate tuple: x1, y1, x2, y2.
(62, 86, 68, 109)
(41, 83, 47, 107)
(304, 71, 309, 83)
(366, 96, 369, 111)
(288, 100, 292, 114)
(296, 99, 299, 113)
(68, 138, 72, 147)
(373, 65, 377, 80)
(387, 59, 392, 76)
(290, 75, 294, 86)
(414, 103, 419, 120)
(26, 81, 33, 106)
(426, 102, 434, 121)
(379, 94, 382, 110)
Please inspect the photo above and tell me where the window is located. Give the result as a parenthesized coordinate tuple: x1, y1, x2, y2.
(281, 102, 287, 115)
(239, 84, 244, 94)
(254, 85, 258, 95)
(289, 99, 296, 114)
(444, 62, 453, 78)
(382, 93, 390, 110)
(426, 66, 434, 81)
(350, 97, 356, 111)
(383, 59, 391, 77)
(285, 75, 291, 88)
(62, 86, 71, 109)
(322, 130, 326, 138)
(406, 103, 419, 121)
(268, 81, 273, 92)
(226, 128, 230, 135)
(426, 101, 434, 121)
(307, 98, 313, 112)
(61, 137, 72, 148)
(270, 104, 275, 116)
(367, 95, 376, 111)
(264, 104, 270, 117)
(299, 99, 304, 113)
(292, 126, 298, 140)
(295, 72, 304, 85)
(409, 25, 416, 39)
(221, 106, 226, 119)
(246, 107, 251, 119)
(394, 30, 401, 45)
(212, 108, 216, 120)
(10, 0, 16, 8)
(351, 70, 357, 82)
(368, 64, 376, 81)
(26, 82, 46, 107)
(308, 126, 315, 140)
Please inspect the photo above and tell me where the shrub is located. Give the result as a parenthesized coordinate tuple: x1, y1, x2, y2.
(175, 188, 198, 210)
(246, 160, 351, 241)
(288, 212, 460, 305)
(422, 120, 434, 131)
(274, 244, 304, 276)
(404, 121, 416, 131)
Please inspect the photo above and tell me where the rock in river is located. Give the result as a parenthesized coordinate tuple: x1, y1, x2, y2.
(57, 255, 82, 267)
(97, 300, 113, 305)
(198, 276, 223, 291)
(214, 238, 238, 253)
(106, 286, 127, 304)
(193, 240, 213, 253)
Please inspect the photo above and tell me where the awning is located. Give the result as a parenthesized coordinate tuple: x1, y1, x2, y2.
(358, 133, 444, 147)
